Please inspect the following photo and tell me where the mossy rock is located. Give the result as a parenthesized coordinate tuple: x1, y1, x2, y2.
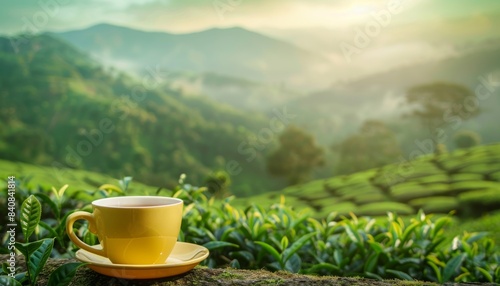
(0, 254, 454, 286)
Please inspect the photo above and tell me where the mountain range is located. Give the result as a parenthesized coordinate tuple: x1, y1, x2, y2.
(55, 23, 333, 91)
(287, 42, 500, 145)
(2, 23, 499, 193)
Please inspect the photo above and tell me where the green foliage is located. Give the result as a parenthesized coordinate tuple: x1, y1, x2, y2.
(1, 176, 499, 283)
(171, 182, 499, 282)
(0, 276, 21, 286)
(20, 195, 41, 241)
(404, 82, 479, 149)
(333, 120, 402, 175)
(205, 171, 231, 198)
(47, 262, 86, 286)
(454, 130, 481, 149)
(15, 238, 54, 285)
(0, 184, 88, 285)
(235, 143, 500, 219)
(267, 125, 325, 185)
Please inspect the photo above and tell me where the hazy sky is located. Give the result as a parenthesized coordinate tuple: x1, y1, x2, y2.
(1, 0, 500, 35)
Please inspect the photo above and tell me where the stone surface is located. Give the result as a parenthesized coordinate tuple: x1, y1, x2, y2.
(1, 255, 498, 286)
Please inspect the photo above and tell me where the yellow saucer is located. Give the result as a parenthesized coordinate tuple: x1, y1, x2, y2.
(75, 242, 209, 279)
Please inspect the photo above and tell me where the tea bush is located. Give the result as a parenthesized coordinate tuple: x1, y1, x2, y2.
(171, 180, 499, 283)
(1, 177, 499, 284)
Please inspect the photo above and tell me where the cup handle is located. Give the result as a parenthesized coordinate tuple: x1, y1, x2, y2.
(66, 211, 106, 257)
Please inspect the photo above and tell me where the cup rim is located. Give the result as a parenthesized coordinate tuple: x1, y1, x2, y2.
(91, 196, 183, 209)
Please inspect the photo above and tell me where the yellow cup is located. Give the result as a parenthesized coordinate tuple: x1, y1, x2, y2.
(66, 196, 183, 265)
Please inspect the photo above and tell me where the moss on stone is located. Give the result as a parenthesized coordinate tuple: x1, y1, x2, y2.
(2, 255, 497, 286)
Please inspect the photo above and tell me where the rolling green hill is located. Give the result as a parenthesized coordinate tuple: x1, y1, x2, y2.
(233, 143, 500, 218)
(0, 159, 158, 195)
(0, 34, 284, 195)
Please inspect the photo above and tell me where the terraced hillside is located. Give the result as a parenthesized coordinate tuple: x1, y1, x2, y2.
(0, 159, 159, 196)
(234, 144, 500, 218)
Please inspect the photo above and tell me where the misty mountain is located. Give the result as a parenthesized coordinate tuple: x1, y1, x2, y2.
(166, 71, 304, 111)
(289, 43, 500, 145)
(0, 34, 285, 195)
(53, 23, 333, 90)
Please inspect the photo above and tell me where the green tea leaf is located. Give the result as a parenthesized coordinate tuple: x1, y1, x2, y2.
(426, 255, 445, 268)
(14, 272, 26, 283)
(98, 184, 123, 194)
(427, 261, 442, 283)
(231, 251, 254, 263)
(284, 253, 301, 273)
(365, 272, 383, 280)
(34, 193, 60, 219)
(344, 224, 360, 244)
(2, 263, 9, 274)
(400, 221, 420, 243)
(431, 217, 451, 238)
(306, 263, 340, 274)
(203, 241, 238, 251)
(280, 236, 289, 252)
(454, 272, 471, 282)
(255, 241, 281, 263)
(47, 262, 86, 286)
(220, 227, 235, 242)
(282, 232, 315, 263)
(15, 241, 43, 261)
(15, 239, 53, 286)
(27, 238, 54, 285)
(38, 221, 59, 242)
(364, 253, 379, 273)
(333, 250, 343, 266)
(0, 276, 22, 286)
(229, 259, 240, 269)
(443, 254, 465, 282)
(386, 269, 413, 281)
(57, 184, 69, 199)
(368, 241, 384, 254)
(466, 232, 489, 244)
(475, 266, 493, 283)
(20, 195, 42, 240)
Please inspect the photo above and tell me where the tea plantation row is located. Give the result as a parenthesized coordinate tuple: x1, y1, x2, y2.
(233, 143, 500, 218)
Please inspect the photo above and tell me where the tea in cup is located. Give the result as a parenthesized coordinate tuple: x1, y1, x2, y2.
(66, 196, 183, 265)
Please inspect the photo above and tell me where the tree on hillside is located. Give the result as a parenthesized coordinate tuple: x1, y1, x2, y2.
(333, 120, 402, 175)
(454, 130, 481, 149)
(205, 170, 231, 198)
(403, 82, 479, 152)
(267, 126, 325, 185)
